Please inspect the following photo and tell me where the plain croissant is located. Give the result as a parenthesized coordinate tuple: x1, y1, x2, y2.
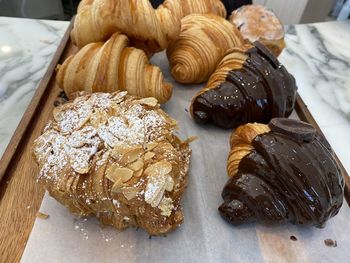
(166, 14, 244, 84)
(71, 0, 180, 53)
(160, 0, 226, 19)
(220, 119, 344, 227)
(56, 32, 173, 103)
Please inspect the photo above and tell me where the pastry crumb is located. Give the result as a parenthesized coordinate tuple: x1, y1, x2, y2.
(290, 235, 297, 241)
(37, 212, 49, 220)
(324, 239, 337, 247)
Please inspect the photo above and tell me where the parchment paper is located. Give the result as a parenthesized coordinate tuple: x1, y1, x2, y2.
(21, 52, 350, 263)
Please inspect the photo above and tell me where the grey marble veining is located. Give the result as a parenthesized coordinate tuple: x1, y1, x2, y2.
(0, 17, 69, 158)
(281, 21, 350, 123)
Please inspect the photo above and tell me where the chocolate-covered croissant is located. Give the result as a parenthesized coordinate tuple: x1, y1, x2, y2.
(219, 118, 344, 227)
(190, 42, 297, 129)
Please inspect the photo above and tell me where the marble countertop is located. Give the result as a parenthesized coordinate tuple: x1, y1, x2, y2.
(0, 17, 349, 174)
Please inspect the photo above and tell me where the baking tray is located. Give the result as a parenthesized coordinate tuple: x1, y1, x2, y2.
(0, 19, 349, 262)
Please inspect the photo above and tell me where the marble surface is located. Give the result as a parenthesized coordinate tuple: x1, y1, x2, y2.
(280, 20, 350, 173)
(0, 17, 69, 158)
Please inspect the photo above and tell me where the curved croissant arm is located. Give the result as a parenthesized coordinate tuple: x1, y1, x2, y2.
(220, 118, 344, 227)
(190, 42, 297, 129)
(56, 32, 172, 103)
(71, 0, 180, 53)
(160, 0, 226, 19)
(166, 14, 244, 84)
(77, 0, 94, 11)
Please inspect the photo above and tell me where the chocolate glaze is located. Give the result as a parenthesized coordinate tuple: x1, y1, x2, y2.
(191, 42, 297, 129)
(219, 119, 344, 227)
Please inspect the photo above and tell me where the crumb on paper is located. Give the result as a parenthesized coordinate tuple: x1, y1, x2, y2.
(290, 235, 298, 241)
(185, 108, 188, 112)
(324, 239, 337, 247)
(27, 205, 31, 209)
(37, 212, 49, 220)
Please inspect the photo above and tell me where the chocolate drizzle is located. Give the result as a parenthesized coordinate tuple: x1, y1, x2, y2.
(219, 119, 344, 227)
(191, 42, 297, 128)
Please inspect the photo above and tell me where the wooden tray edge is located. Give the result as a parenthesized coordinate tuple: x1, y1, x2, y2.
(296, 94, 350, 206)
(0, 19, 74, 183)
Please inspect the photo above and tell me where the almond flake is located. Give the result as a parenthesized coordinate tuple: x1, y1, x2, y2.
(134, 169, 144, 177)
(144, 161, 172, 177)
(165, 175, 174, 192)
(144, 152, 155, 161)
(136, 97, 158, 107)
(122, 187, 139, 200)
(120, 147, 144, 164)
(145, 142, 158, 151)
(129, 160, 144, 171)
(106, 165, 134, 183)
(145, 174, 167, 207)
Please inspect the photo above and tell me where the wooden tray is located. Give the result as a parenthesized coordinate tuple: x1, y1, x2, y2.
(0, 19, 349, 262)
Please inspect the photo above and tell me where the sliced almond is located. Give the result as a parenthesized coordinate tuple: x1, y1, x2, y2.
(111, 180, 124, 193)
(90, 109, 108, 128)
(144, 161, 172, 177)
(144, 152, 155, 161)
(165, 175, 174, 192)
(144, 174, 167, 207)
(145, 142, 158, 151)
(122, 187, 139, 200)
(136, 97, 158, 107)
(134, 169, 144, 178)
(106, 165, 134, 183)
(129, 160, 144, 171)
(120, 147, 144, 164)
(111, 145, 132, 160)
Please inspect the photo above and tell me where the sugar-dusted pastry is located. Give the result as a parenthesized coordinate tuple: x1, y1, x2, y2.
(71, 0, 180, 53)
(190, 42, 297, 129)
(166, 14, 244, 84)
(33, 92, 192, 235)
(160, 0, 226, 19)
(229, 5, 285, 57)
(219, 118, 344, 227)
(56, 32, 172, 104)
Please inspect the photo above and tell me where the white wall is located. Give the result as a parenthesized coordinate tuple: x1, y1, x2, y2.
(253, 0, 309, 24)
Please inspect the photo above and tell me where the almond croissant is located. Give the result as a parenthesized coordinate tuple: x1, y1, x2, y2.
(71, 0, 180, 53)
(220, 118, 344, 227)
(166, 14, 244, 84)
(33, 92, 192, 235)
(160, 0, 226, 19)
(190, 42, 297, 128)
(56, 32, 172, 103)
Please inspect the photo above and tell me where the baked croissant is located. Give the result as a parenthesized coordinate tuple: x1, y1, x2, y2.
(160, 0, 226, 19)
(56, 32, 172, 103)
(71, 0, 180, 53)
(229, 5, 285, 57)
(190, 42, 297, 129)
(33, 92, 192, 235)
(166, 14, 244, 84)
(219, 118, 344, 227)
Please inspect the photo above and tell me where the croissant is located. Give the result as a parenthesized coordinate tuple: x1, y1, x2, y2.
(229, 5, 285, 57)
(190, 42, 297, 129)
(219, 118, 344, 227)
(166, 14, 244, 84)
(33, 92, 192, 236)
(56, 32, 172, 103)
(71, 0, 180, 53)
(160, 0, 226, 19)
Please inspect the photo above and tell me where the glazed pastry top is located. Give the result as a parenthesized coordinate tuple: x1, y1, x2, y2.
(191, 42, 297, 128)
(220, 118, 344, 227)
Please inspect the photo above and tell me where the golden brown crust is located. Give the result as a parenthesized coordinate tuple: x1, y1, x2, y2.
(227, 123, 270, 177)
(167, 14, 244, 84)
(33, 92, 192, 236)
(229, 5, 285, 57)
(160, 0, 227, 19)
(71, 0, 180, 53)
(56, 32, 172, 104)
